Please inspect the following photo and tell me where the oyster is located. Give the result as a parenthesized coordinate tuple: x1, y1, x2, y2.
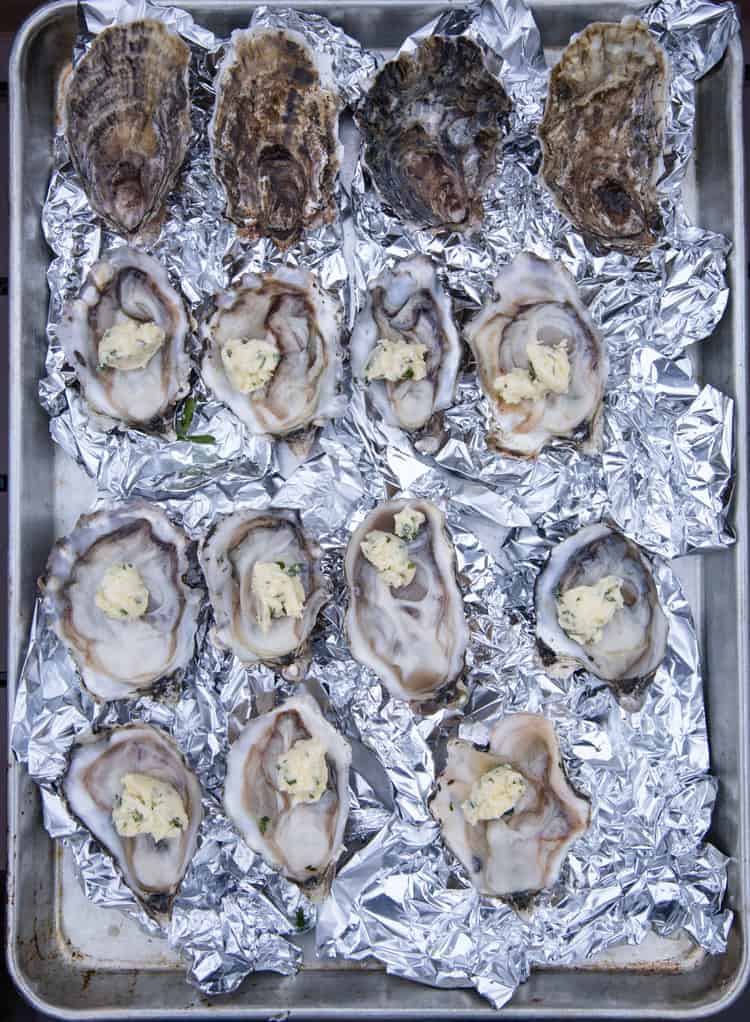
(57, 247, 191, 428)
(357, 35, 511, 230)
(224, 691, 351, 896)
(64, 19, 191, 236)
(432, 714, 589, 896)
(535, 524, 669, 709)
(63, 724, 202, 920)
(210, 26, 342, 248)
(345, 499, 468, 701)
(200, 267, 342, 437)
(539, 19, 669, 254)
(199, 509, 328, 664)
(42, 503, 202, 701)
(465, 252, 607, 456)
(351, 255, 461, 432)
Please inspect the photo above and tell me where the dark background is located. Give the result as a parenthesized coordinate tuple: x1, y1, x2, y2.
(0, 0, 748, 1018)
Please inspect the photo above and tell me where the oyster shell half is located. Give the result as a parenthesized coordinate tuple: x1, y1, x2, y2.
(199, 509, 329, 664)
(351, 255, 461, 433)
(63, 724, 202, 920)
(224, 691, 351, 897)
(539, 19, 669, 254)
(357, 35, 511, 230)
(200, 267, 342, 437)
(57, 248, 191, 427)
(64, 19, 191, 236)
(42, 503, 202, 701)
(465, 252, 607, 456)
(535, 524, 669, 710)
(210, 26, 342, 248)
(431, 714, 589, 896)
(345, 499, 468, 701)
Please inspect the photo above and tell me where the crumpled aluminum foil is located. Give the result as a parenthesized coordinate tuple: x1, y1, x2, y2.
(349, 0, 738, 558)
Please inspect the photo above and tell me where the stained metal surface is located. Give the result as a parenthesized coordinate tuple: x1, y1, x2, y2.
(7, 1, 748, 1018)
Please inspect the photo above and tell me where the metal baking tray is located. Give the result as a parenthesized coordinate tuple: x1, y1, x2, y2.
(7, 1, 748, 1017)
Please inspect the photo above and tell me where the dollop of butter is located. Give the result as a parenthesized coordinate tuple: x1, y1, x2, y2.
(112, 772, 188, 843)
(360, 530, 416, 589)
(365, 339, 428, 383)
(251, 560, 306, 633)
(221, 337, 280, 394)
(494, 341, 571, 404)
(393, 505, 425, 541)
(276, 738, 328, 805)
(461, 764, 527, 826)
(98, 320, 166, 372)
(95, 562, 149, 621)
(556, 575, 624, 646)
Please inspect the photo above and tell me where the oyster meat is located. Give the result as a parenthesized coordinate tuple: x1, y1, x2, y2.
(465, 252, 607, 456)
(539, 19, 669, 254)
(224, 691, 351, 896)
(351, 255, 461, 432)
(431, 713, 589, 896)
(345, 499, 468, 701)
(42, 503, 202, 701)
(199, 509, 329, 664)
(535, 524, 669, 709)
(64, 19, 191, 236)
(57, 247, 191, 427)
(200, 267, 342, 437)
(357, 35, 511, 230)
(210, 26, 342, 248)
(64, 724, 202, 920)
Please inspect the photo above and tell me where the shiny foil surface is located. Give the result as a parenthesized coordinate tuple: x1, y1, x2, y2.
(13, 0, 738, 1009)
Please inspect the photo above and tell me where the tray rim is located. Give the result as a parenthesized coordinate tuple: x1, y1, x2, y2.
(6, 1, 749, 1018)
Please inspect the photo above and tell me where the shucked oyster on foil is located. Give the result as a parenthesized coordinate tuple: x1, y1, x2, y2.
(345, 498, 468, 702)
(210, 25, 342, 248)
(57, 247, 192, 429)
(464, 252, 608, 457)
(41, 503, 202, 701)
(63, 723, 202, 922)
(200, 268, 343, 439)
(539, 19, 669, 255)
(431, 713, 590, 897)
(351, 255, 462, 435)
(356, 35, 511, 231)
(199, 508, 329, 665)
(64, 19, 191, 237)
(535, 524, 669, 710)
(224, 690, 351, 898)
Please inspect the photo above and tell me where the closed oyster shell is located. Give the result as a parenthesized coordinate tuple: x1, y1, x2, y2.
(345, 499, 468, 701)
(539, 19, 669, 254)
(41, 503, 202, 701)
(64, 19, 191, 236)
(210, 26, 342, 248)
(351, 255, 461, 433)
(357, 35, 511, 230)
(465, 252, 607, 456)
(57, 247, 191, 427)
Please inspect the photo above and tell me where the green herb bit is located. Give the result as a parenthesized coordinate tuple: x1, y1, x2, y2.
(295, 908, 305, 930)
(286, 563, 303, 577)
(170, 817, 183, 829)
(403, 367, 415, 380)
(528, 363, 537, 381)
(131, 810, 144, 824)
(259, 815, 270, 834)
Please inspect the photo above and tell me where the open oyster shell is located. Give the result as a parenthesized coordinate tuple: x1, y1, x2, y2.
(351, 255, 461, 433)
(199, 509, 329, 664)
(357, 35, 511, 230)
(63, 723, 202, 921)
(57, 247, 192, 428)
(465, 252, 607, 457)
(210, 26, 342, 248)
(41, 503, 202, 701)
(431, 714, 590, 896)
(200, 267, 343, 437)
(535, 524, 669, 710)
(345, 499, 468, 702)
(539, 19, 669, 254)
(224, 691, 351, 897)
(64, 19, 191, 236)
